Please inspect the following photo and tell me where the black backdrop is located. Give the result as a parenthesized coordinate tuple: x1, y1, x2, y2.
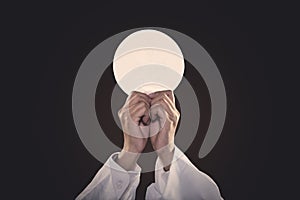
(3, 1, 299, 199)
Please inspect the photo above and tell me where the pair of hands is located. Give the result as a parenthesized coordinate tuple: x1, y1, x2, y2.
(116, 90, 180, 171)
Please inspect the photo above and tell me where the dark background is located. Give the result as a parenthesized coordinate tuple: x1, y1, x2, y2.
(3, 1, 299, 199)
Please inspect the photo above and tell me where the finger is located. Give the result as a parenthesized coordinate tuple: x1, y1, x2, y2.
(127, 95, 150, 108)
(151, 95, 180, 123)
(142, 113, 150, 125)
(153, 98, 173, 117)
(155, 90, 174, 102)
(128, 92, 151, 107)
(128, 102, 150, 125)
(151, 93, 176, 111)
(150, 91, 172, 101)
(130, 91, 151, 102)
(159, 100, 180, 123)
(151, 93, 167, 105)
(128, 95, 150, 106)
(129, 101, 149, 115)
(150, 103, 167, 122)
(132, 106, 149, 123)
(149, 90, 174, 102)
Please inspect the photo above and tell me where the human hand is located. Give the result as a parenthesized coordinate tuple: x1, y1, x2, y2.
(116, 91, 151, 170)
(149, 90, 180, 170)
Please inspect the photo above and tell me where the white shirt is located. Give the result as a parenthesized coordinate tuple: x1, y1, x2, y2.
(76, 146, 223, 200)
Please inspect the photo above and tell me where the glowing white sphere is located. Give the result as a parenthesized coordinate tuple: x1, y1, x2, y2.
(113, 29, 185, 95)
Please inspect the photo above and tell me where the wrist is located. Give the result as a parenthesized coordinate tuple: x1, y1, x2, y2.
(116, 149, 140, 171)
(123, 146, 142, 154)
(156, 143, 175, 171)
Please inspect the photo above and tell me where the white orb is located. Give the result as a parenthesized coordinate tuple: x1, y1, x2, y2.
(113, 29, 185, 95)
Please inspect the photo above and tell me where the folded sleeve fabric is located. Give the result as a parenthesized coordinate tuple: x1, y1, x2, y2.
(146, 146, 223, 200)
(76, 146, 223, 200)
(75, 152, 141, 200)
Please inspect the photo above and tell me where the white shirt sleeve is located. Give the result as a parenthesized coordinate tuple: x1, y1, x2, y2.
(146, 146, 224, 200)
(75, 152, 141, 200)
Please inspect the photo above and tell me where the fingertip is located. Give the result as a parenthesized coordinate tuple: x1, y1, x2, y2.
(130, 90, 137, 97)
(146, 95, 152, 102)
(142, 115, 150, 125)
(166, 90, 173, 96)
(148, 93, 156, 98)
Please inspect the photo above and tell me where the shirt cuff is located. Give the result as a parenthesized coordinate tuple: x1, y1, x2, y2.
(154, 146, 185, 193)
(106, 152, 141, 199)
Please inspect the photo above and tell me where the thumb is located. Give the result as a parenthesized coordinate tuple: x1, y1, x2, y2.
(149, 104, 167, 136)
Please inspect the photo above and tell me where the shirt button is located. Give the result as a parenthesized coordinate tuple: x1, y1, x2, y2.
(116, 180, 123, 190)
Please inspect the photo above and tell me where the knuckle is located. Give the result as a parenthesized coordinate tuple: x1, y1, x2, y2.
(141, 108, 146, 113)
(141, 101, 147, 107)
(175, 112, 180, 121)
(130, 92, 136, 97)
(118, 109, 123, 117)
